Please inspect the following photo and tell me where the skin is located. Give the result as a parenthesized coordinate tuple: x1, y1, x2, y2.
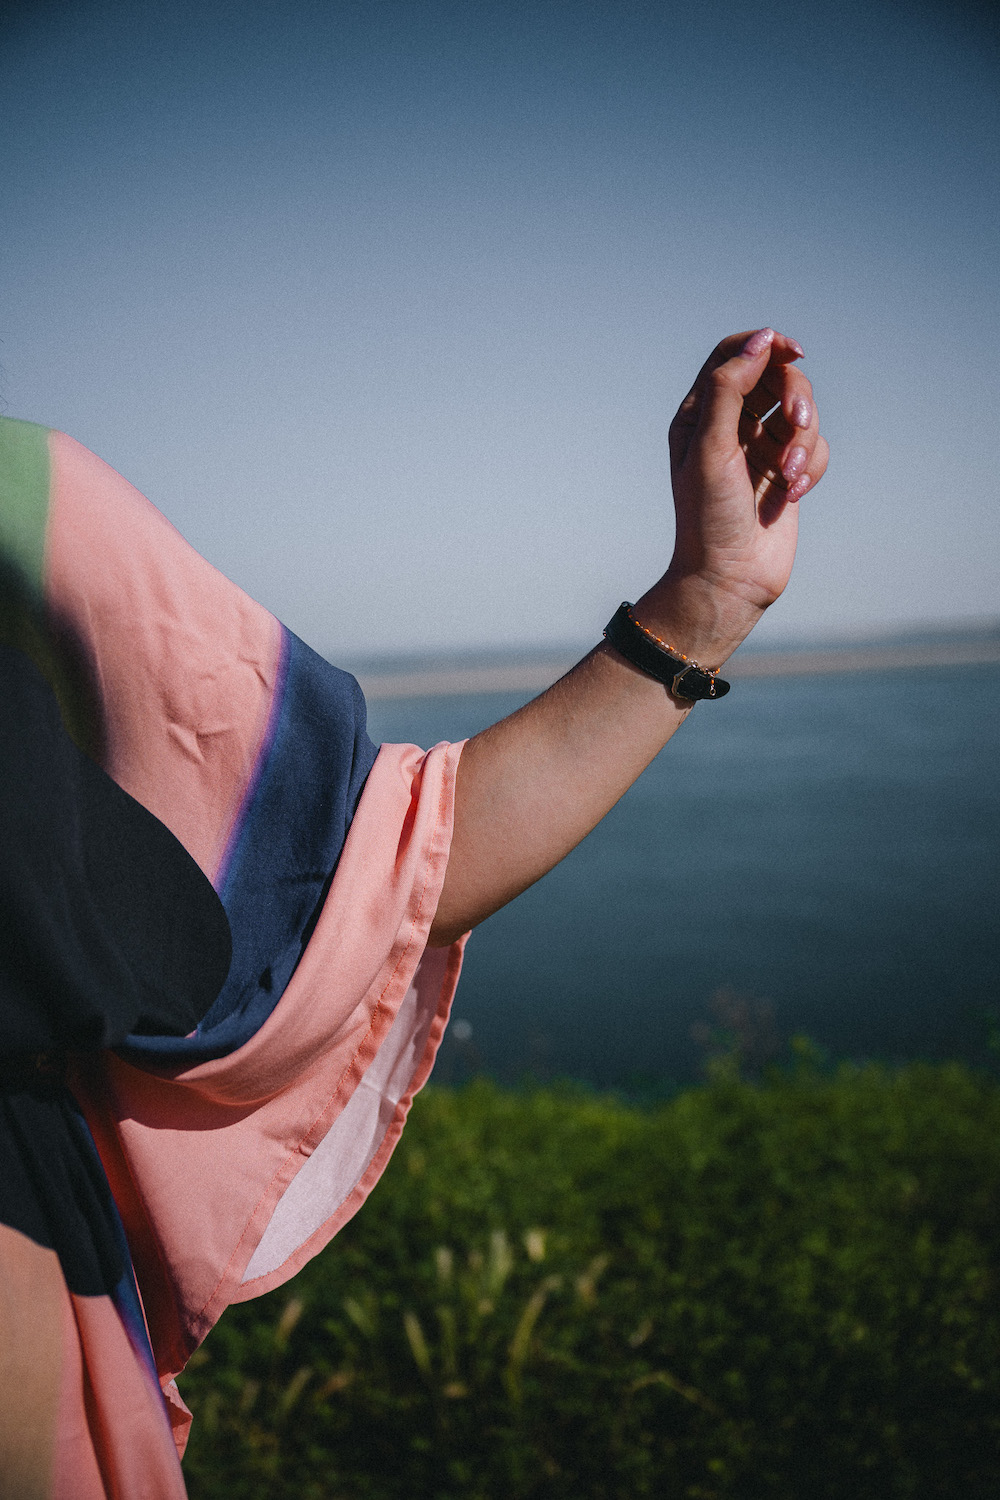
(0, 1226, 63, 1500)
(428, 328, 829, 947)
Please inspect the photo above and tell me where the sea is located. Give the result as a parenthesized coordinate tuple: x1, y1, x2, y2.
(364, 652, 1000, 1090)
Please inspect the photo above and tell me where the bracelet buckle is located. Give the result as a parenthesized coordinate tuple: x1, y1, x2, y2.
(671, 663, 707, 701)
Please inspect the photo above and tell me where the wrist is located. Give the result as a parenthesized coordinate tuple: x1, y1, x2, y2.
(633, 571, 766, 670)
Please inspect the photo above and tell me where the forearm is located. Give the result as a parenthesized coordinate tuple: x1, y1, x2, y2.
(427, 576, 760, 946)
(426, 326, 827, 948)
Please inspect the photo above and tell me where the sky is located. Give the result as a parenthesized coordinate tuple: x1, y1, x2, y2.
(2, 0, 998, 657)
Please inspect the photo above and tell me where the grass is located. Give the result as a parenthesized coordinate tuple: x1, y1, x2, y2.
(180, 1055, 1000, 1498)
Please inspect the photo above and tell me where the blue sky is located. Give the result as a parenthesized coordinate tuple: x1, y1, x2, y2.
(2, 0, 998, 655)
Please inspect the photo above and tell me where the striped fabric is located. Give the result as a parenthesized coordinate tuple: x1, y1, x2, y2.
(0, 416, 466, 1486)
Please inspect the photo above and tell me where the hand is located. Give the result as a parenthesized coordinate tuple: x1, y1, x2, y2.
(643, 328, 829, 664)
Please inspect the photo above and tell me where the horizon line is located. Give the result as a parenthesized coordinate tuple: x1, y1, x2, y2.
(355, 626, 1000, 702)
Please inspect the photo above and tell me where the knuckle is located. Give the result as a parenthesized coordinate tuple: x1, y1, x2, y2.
(808, 439, 830, 480)
(669, 393, 699, 434)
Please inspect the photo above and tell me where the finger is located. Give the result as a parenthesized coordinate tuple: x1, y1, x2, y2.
(787, 434, 830, 502)
(670, 329, 805, 472)
(740, 402, 819, 484)
(748, 431, 826, 515)
(669, 334, 759, 467)
(694, 328, 783, 457)
(742, 362, 818, 480)
(744, 363, 814, 433)
(688, 329, 804, 404)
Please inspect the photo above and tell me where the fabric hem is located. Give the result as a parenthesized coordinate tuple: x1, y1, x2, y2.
(229, 934, 465, 1305)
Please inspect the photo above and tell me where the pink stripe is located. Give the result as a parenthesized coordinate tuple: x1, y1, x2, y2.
(44, 429, 281, 880)
(53, 1288, 187, 1497)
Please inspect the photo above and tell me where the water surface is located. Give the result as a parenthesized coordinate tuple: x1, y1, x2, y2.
(367, 664, 1000, 1086)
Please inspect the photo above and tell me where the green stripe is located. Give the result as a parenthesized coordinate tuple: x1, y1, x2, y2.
(0, 416, 51, 595)
(0, 417, 102, 756)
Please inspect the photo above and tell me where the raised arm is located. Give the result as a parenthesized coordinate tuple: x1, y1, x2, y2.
(427, 328, 830, 946)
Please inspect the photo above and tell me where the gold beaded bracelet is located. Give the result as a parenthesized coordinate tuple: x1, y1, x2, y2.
(625, 606, 722, 678)
(602, 603, 731, 702)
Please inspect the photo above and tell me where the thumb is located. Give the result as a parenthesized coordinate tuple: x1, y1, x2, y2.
(694, 327, 774, 458)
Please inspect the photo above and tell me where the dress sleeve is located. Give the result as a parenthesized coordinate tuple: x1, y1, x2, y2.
(73, 738, 465, 1425)
(1, 417, 467, 1430)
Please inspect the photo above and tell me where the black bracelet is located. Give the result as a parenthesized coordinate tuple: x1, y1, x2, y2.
(603, 602, 730, 702)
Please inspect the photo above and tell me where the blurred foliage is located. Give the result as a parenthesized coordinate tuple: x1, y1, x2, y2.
(180, 1057, 1000, 1499)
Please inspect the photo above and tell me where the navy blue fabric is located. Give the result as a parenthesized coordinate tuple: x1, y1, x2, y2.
(0, 646, 232, 1293)
(122, 628, 379, 1066)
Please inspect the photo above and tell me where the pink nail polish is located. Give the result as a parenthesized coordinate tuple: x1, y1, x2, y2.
(789, 339, 805, 358)
(791, 397, 812, 428)
(788, 473, 811, 501)
(783, 446, 807, 482)
(741, 327, 774, 358)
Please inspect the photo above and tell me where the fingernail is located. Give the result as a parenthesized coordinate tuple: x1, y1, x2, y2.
(783, 445, 808, 482)
(788, 474, 811, 501)
(741, 327, 774, 358)
(791, 397, 812, 428)
(789, 339, 805, 358)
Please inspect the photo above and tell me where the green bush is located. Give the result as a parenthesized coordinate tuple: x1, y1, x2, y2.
(180, 1060, 1000, 1499)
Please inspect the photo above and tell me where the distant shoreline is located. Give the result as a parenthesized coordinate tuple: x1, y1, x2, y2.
(356, 636, 1000, 700)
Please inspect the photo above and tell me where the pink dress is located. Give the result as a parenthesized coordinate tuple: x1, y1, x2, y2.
(0, 415, 465, 1495)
